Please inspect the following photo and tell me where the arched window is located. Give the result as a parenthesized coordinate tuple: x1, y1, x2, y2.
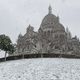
(55, 35, 58, 39)
(48, 31, 50, 36)
(44, 32, 46, 36)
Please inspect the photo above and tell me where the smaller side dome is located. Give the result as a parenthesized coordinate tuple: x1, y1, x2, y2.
(26, 24, 34, 33)
(18, 33, 23, 39)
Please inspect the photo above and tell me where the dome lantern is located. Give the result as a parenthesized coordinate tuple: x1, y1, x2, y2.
(48, 5, 52, 14)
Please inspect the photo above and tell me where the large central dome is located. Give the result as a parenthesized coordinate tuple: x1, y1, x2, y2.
(40, 6, 59, 30)
(40, 5, 65, 32)
(41, 13, 58, 27)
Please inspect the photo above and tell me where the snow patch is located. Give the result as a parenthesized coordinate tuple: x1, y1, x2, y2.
(0, 50, 8, 58)
(0, 58, 80, 80)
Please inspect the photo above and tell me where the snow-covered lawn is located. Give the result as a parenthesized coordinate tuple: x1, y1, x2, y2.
(0, 51, 8, 58)
(0, 58, 80, 80)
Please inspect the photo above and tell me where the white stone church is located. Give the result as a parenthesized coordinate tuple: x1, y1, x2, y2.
(14, 6, 80, 55)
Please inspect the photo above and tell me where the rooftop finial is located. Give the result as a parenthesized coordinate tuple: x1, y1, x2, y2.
(48, 5, 52, 14)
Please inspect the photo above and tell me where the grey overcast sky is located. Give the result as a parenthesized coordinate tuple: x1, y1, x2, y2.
(0, 0, 80, 43)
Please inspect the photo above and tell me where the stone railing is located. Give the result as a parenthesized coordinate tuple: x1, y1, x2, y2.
(0, 53, 80, 62)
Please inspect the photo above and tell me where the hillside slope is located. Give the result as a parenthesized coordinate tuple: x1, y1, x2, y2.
(0, 58, 80, 80)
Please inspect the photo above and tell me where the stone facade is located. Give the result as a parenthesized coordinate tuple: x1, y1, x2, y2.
(15, 6, 80, 55)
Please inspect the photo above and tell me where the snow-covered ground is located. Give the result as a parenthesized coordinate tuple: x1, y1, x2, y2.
(0, 58, 80, 80)
(0, 51, 8, 58)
